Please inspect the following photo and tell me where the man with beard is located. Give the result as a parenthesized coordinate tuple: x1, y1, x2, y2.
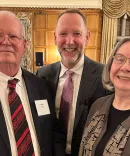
(37, 9, 107, 156)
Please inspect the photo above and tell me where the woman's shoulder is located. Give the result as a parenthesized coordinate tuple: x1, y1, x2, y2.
(87, 94, 114, 123)
(94, 94, 113, 104)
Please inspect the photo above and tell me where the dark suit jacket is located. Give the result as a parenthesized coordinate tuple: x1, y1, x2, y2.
(37, 55, 108, 156)
(0, 69, 65, 156)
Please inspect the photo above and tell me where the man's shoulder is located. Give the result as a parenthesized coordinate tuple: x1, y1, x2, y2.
(43, 61, 60, 69)
(22, 69, 47, 84)
(84, 55, 104, 68)
(84, 55, 104, 76)
(36, 61, 60, 77)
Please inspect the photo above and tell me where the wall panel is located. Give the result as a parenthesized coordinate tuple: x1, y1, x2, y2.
(0, 7, 102, 72)
(34, 30, 46, 46)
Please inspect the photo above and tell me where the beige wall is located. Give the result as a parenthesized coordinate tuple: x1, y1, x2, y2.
(0, 0, 102, 9)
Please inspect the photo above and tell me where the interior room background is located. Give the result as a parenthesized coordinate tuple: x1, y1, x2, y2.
(0, 0, 130, 73)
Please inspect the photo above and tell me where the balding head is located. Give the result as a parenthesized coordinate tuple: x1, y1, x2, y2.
(0, 11, 25, 38)
(0, 10, 26, 76)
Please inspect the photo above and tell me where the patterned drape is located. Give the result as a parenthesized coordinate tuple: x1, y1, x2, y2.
(100, 0, 130, 63)
(16, 12, 33, 72)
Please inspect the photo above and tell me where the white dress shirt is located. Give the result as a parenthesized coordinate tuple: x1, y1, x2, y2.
(55, 54, 84, 154)
(0, 68, 40, 156)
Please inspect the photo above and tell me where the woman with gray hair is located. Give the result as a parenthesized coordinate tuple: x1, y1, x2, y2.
(79, 37, 130, 156)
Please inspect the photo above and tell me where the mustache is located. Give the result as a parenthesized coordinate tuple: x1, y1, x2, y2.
(63, 46, 77, 48)
(63, 44, 77, 49)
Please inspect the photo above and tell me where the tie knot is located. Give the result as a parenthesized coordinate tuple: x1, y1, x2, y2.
(66, 70, 74, 77)
(8, 78, 18, 89)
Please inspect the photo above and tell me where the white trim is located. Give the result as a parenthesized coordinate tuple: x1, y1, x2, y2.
(117, 36, 130, 41)
(121, 14, 127, 36)
(0, 0, 102, 9)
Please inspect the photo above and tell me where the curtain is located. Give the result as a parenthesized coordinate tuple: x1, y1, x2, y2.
(100, 0, 130, 63)
(100, 14, 117, 63)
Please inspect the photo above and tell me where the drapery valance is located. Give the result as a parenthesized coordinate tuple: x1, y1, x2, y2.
(100, 0, 130, 63)
(103, 0, 130, 18)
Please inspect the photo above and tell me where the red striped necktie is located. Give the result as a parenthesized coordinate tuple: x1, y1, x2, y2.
(8, 79, 35, 156)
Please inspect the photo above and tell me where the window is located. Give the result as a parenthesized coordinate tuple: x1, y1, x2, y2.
(117, 14, 130, 41)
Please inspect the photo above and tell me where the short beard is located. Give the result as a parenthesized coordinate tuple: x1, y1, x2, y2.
(61, 52, 82, 68)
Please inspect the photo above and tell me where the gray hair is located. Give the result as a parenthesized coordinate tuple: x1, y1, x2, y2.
(102, 37, 130, 91)
(0, 10, 26, 39)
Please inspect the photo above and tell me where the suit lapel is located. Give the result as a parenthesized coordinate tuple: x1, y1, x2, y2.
(22, 70, 42, 147)
(0, 101, 11, 152)
(50, 62, 61, 98)
(74, 56, 97, 131)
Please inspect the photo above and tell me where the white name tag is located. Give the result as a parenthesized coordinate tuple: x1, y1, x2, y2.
(35, 100, 50, 116)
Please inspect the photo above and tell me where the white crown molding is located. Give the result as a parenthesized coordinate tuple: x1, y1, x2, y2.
(0, 0, 102, 9)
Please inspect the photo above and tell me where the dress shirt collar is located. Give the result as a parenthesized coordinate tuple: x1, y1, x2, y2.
(60, 54, 84, 78)
(0, 68, 23, 89)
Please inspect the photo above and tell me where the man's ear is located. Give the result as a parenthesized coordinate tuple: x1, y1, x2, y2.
(23, 39, 27, 54)
(85, 30, 90, 45)
(54, 31, 57, 45)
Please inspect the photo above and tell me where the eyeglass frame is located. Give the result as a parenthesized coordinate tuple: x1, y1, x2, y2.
(113, 53, 130, 66)
(0, 33, 23, 45)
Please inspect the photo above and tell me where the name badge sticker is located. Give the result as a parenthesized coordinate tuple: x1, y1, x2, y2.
(35, 100, 50, 116)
